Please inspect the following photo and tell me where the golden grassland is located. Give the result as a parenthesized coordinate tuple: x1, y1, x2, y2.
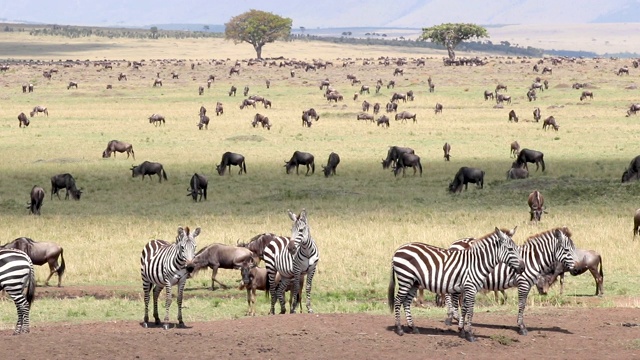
(0, 32, 639, 324)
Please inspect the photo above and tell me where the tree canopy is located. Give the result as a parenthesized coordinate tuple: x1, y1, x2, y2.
(419, 23, 488, 60)
(224, 9, 292, 59)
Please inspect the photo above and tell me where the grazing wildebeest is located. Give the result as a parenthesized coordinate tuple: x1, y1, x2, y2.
(528, 190, 546, 222)
(382, 146, 414, 169)
(373, 102, 381, 114)
(496, 94, 511, 104)
(448, 167, 485, 193)
(319, 79, 330, 90)
(393, 153, 422, 177)
(18, 112, 29, 127)
(362, 100, 371, 112)
(215, 102, 224, 116)
(407, 90, 414, 101)
(352, 93, 359, 101)
(508, 110, 518, 122)
(67, 81, 78, 90)
(198, 85, 204, 95)
(28, 185, 44, 215)
(171, 72, 179, 79)
(530, 82, 544, 92)
(541, 67, 552, 74)
(192, 243, 257, 290)
(199, 105, 206, 117)
(229, 85, 237, 96)
(526, 89, 536, 102)
(239, 261, 302, 316)
(443, 143, 451, 161)
(510, 141, 520, 158)
(390, 92, 407, 103)
(148, 113, 165, 126)
(30, 105, 48, 117)
(434, 103, 443, 114)
(50, 173, 82, 200)
(243, 85, 249, 97)
(495, 84, 507, 93)
(627, 103, 640, 117)
(284, 151, 315, 175)
(152, 78, 162, 87)
(542, 116, 559, 131)
(360, 85, 370, 95)
(618, 67, 629, 76)
(387, 80, 395, 89)
(197, 114, 210, 130)
(357, 113, 374, 122)
(2, 237, 66, 287)
(263, 99, 272, 108)
(229, 67, 240, 76)
(386, 102, 397, 113)
(621, 155, 640, 183)
(506, 166, 529, 180)
(118, 72, 127, 81)
(252, 113, 271, 130)
(240, 98, 256, 110)
(533, 107, 541, 122)
(187, 173, 207, 202)
(483, 90, 494, 101)
(393, 68, 403, 76)
(322, 152, 340, 177)
(131, 161, 168, 182)
(102, 140, 135, 159)
(376, 115, 390, 127)
(395, 111, 416, 123)
(216, 152, 246, 175)
(634, 208, 640, 238)
(303, 108, 319, 121)
(580, 91, 594, 101)
(516, 148, 546, 172)
(536, 248, 603, 297)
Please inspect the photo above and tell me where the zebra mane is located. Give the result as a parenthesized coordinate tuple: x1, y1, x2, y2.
(468, 228, 509, 248)
(524, 226, 572, 244)
(184, 226, 190, 236)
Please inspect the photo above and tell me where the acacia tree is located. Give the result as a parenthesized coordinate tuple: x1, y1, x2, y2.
(225, 9, 292, 59)
(419, 23, 488, 60)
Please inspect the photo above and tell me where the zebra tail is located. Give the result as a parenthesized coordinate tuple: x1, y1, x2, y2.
(599, 256, 604, 278)
(26, 266, 36, 308)
(265, 276, 270, 299)
(387, 267, 396, 313)
(58, 248, 66, 278)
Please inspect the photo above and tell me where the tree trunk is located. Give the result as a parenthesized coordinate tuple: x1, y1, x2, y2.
(254, 43, 263, 60)
(447, 45, 455, 61)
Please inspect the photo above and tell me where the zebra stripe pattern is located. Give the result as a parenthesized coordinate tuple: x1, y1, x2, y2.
(388, 227, 524, 342)
(0, 248, 36, 334)
(446, 227, 577, 335)
(140, 226, 200, 329)
(264, 209, 320, 314)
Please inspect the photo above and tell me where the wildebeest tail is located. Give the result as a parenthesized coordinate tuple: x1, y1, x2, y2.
(418, 161, 423, 176)
(130, 147, 135, 160)
(388, 266, 396, 313)
(242, 161, 247, 174)
(26, 265, 36, 308)
(311, 161, 315, 174)
(57, 248, 66, 279)
(540, 157, 546, 172)
(162, 168, 168, 180)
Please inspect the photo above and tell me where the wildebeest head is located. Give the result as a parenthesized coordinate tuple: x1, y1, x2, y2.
(130, 165, 139, 177)
(102, 150, 110, 158)
(240, 258, 257, 286)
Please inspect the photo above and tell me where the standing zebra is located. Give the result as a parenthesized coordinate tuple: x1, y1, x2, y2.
(0, 248, 36, 334)
(445, 227, 577, 336)
(388, 227, 524, 342)
(264, 209, 319, 314)
(140, 226, 200, 329)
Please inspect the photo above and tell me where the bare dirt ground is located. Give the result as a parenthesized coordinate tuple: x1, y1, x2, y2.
(2, 287, 640, 359)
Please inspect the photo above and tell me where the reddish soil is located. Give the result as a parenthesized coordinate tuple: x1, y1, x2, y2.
(2, 287, 640, 359)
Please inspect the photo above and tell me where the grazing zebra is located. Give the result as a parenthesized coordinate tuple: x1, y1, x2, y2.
(0, 249, 36, 334)
(445, 227, 577, 336)
(264, 209, 319, 315)
(140, 226, 200, 329)
(388, 227, 524, 342)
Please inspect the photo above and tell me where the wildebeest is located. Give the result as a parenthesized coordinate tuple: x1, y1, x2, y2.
(443, 143, 451, 161)
(393, 68, 403, 76)
(240, 98, 256, 109)
(197, 114, 210, 130)
(385, 102, 397, 113)
(215, 102, 224, 116)
(495, 84, 507, 93)
(393, 153, 422, 177)
(516, 148, 546, 172)
(239, 261, 302, 316)
(362, 100, 370, 112)
(382, 146, 414, 169)
(506, 166, 529, 180)
(243, 86, 250, 97)
(541, 67, 552, 74)
(542, 116, 559, 131)
(302, 108, 319, 121)
(18, 112, 29, 127)
(618, 67, 629, 76)
(252, 113, 271, 130)
(373, 102, 381, 114)
(387, 80, 395, 89)
(284, 151, 315, 175)
(357, 113, 374, 122)
(322, 152, 340, 177)
(198, 85, 204, 95)
(536, 248, 603, 297)
(508, 110, 518, 122)
(434, 103, 443, 114)
(407, 90, 415, 101)
(192, 243, 257, 290)
(263, 99, 272, 108)
(102, 140, 135, 159)
(216, 152, 246, 175)
(528, 190, 546, 222)
(229, 67, 240, 76)
(510, 141, 520, 158)
(621, 155, 640, 183)
(626, 104, 640, 117)
(28, 185, 45, 215)
(131, 161, 168, 182)
(483, 90, 494, 101)
(1, 237, 66, 287)
(152, 78, 162, 87)
(390, 92, 407, 103)
(580, 91, 594, 101)
(526, 89, 536, 101)
(50, 173, 82, 200)
(448, 167, 484, 193)
(496, 94, 511, 104)
(118, 72, 127, 81)
(634, 208, 640, 238)
(228, 85, 237, 96)
(376, 115, 390, 127)
(533, 107, 541, 122)
(30, 105, 48, 117)
(360, 85, 370, 95)
(395, 111, 417, 123)
(186, 173, 207, 201)
(67, 81, 78, 90)
(148, 113, 165, 126)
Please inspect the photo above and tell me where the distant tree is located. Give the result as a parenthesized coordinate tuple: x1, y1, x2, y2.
(150, 26, 158, 39)
(419, 23, 488, 60)
(224, 9, 292, 59)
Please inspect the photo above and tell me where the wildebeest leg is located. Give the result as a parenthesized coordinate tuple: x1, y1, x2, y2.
(45, 259, 58, 286)
(157, 173, 162, 183)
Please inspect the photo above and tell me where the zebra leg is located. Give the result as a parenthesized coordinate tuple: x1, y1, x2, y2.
(142, 282, 152, 327)
(459, 289, 478, 342)
(290, 274, 301, 314)
(162, 283, 173, 329)
(277, 277, 291, 314)
(305, 266, 317, 313)
(152, 284, 164, 326)
(517, 285, 533, 335)
(268, 271, 278, 315)
(444, 293, 460, 326)
(401, 286, 419, 334)
(176, 278, 187, 328)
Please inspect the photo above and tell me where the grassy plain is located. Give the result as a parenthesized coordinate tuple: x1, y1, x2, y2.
(0, 32, 639, 327)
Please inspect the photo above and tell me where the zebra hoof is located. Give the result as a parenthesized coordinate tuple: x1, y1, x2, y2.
(162, 324, 172, 330)
(464, 332, 476, 342)
(279, 310, 286, 315)
(519, 328, 528, 336)
(395, 327, 404, 336)
(411, 327, 420, 334)
(177, 322, 186, 329)
(142, 322, 149, 328)
(444, 318, 452, 326)
(308, 309, 314, 314)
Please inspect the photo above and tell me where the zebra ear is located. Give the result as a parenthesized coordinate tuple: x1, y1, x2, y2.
(192, 227, 201, 238)
(177, 227, 185, 240)
(287, 209, 297, 221)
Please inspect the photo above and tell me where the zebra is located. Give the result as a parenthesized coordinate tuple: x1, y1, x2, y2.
(264, 209, 319, 315)
(445, 227, 577, 336)
(388, 227, 524, 342)
(140, 226, 200, 329)
(0, 248, 36, 334)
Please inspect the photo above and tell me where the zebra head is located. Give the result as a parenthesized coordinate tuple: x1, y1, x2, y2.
(287, 209, 309, 255)
(494, 227, 525, 274)
(176, 226, 200, 273)
(553, 227, 577, 271)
